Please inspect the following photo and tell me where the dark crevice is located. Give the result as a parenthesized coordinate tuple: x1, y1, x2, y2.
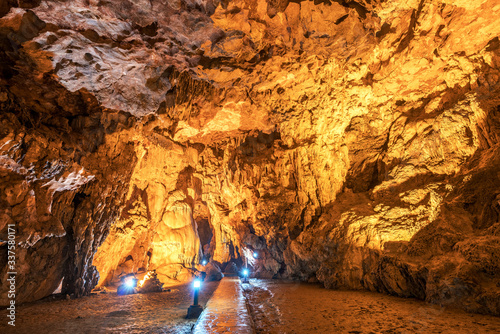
(335, 14, 349, 25)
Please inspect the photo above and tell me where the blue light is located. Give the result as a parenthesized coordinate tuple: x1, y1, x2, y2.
(253, 252, 258, 258)
(193, 279, 201, 289)
(243, 269, 249, 276)
(202, 260, 207, 265)
(125, 278, 135, 288)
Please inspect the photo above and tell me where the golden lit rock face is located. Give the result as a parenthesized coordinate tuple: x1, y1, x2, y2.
(1, 0, 500, 315)
(93, 139, 202, 285)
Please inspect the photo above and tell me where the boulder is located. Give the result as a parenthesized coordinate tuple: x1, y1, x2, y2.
(205, 263, 224, 281)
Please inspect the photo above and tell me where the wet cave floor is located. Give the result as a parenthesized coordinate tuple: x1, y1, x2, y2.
(1, 279, 500, 334)
(242, 280, 500, 334)
(0, 280, 221, 334)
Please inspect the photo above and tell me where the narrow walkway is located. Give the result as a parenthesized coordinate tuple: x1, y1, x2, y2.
(193, 277, 254, 334)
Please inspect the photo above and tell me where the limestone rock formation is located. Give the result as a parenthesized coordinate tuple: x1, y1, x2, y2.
(204, 262, 224, 281)
(0, 0, 499, 316)
(137, 270, 164, 293)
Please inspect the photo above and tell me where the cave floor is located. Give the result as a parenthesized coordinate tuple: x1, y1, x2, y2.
(2, 279, 500, 334)
(0, 280, 220, 334)
(241, 280, 500, 334)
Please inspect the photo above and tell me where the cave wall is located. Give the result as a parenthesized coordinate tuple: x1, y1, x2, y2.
(0, 0, 499, 315)
(0, 89, 138, 303)
(188, 0, 500, 314)
(93, 136, 203, 285)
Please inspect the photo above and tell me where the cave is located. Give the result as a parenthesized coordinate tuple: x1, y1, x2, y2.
(1, 0, 500, 332)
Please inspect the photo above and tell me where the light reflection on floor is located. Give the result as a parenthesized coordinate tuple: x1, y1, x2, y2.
(193, 277, 252, 333)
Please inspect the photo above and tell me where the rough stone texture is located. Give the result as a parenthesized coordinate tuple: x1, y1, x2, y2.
(93, 138, 203, 286)
(204, 262, 224, 281)
(0, 0, 499, 316)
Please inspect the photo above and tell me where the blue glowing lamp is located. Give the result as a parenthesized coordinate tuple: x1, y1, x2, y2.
(192, 279, 202, 309)
(253, 251, 258, 258)
(187, 278, 203, 318)
(125, 277, 135, 288)
(202, 260, 207, 266)
(243, 269, 249, 277)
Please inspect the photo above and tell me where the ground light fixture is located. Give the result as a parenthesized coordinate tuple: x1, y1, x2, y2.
(241, 268, 249, 283)
(186, 278, 203, 318)
(202, 259, 207, 265)
(253, 251, 258, 258)
(117, 275, 138, 295)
